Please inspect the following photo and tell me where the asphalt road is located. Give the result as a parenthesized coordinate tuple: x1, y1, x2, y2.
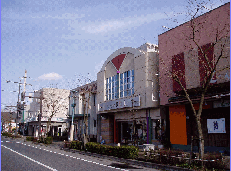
(1, 137, 160, 171)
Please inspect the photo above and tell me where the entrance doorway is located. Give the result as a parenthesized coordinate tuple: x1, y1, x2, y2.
(120, 122, 133, 143)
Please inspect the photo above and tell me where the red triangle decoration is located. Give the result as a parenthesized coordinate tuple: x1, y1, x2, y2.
(111, 54, 126, 71)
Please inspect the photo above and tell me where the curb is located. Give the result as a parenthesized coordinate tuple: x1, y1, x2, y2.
(62, 148, 194, 171)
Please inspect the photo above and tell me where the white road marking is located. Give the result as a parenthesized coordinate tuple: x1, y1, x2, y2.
(2, 145, 57, 171)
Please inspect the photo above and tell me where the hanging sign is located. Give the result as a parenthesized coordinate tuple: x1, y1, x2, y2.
(207, 118, 226, 133)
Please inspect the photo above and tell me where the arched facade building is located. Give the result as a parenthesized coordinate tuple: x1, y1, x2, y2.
(96, 43, 163, 145)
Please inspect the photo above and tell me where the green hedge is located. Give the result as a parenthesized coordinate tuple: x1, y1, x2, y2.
(85, 142, 139, 159)
(70, 141, 83, 150)
(26, 136, 35, 141)
(44, 137, 53, 144)
(2, 132, 11, 136)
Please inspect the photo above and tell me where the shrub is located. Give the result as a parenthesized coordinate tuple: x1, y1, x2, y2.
(38, 136, 45, 143)
(11, 135, 22, 139)
(2, 132, 10, 136)
(26, 136, 34, 141)
(85, 143, 139, 159)
(85, 142, 99, 153)
(7, 133, 13, 137)
(70, 141, 83, 150)
(33, 137, 38, 142)
(203, 152, 226, 170)
(45, 137, 53, 144)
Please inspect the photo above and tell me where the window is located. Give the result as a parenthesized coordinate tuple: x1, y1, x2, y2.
(105, 70, 134, 100)
(119, 70, 134, 98)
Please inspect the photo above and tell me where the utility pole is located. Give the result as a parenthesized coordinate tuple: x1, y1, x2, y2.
(6, 70, 31, 136)
(38, 91, 43, 138)
(22, 70, 27, 136)
(6, 82, 22, 136)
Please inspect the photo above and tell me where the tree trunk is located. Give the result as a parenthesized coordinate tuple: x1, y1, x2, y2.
(46, 118, 51, 138)
(84, 94, 90, 147)
(196, 115, 204, 166)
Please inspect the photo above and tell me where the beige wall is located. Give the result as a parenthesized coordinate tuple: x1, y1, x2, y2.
(97, 45, 159, 115)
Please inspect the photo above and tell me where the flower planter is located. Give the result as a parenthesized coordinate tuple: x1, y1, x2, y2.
(143, 144, 155, 151)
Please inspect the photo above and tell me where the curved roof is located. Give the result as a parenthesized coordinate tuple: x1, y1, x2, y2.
(99, 47, 144, 72)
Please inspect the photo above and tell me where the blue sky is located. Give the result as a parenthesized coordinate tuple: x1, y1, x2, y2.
(1, 0, 228, 109)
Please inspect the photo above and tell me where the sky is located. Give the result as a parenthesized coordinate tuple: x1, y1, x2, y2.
(1, 0, 229, 110)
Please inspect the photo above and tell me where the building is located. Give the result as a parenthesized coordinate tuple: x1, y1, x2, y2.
(68, 81, 97, 141)
(158, 3, 230, 153)
(97, 43, 161, 145)
(1, 111, 17, 132)
(27, 88, 70, 137)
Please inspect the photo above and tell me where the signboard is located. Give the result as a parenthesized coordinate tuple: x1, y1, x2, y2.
(207, 118, 226, 133)
(98, 96, 140, 112)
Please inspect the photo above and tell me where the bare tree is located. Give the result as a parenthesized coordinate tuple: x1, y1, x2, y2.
(160, 1, 229, 165)
(69, 73, 96, 147)
(41, 88, 70, 137)
(75, 82, 96, 147)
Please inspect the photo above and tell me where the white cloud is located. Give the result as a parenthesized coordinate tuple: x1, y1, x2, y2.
(38, 72, 63, 80)
(80, 12, 172, 34)
(30, 13, 86, 19)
